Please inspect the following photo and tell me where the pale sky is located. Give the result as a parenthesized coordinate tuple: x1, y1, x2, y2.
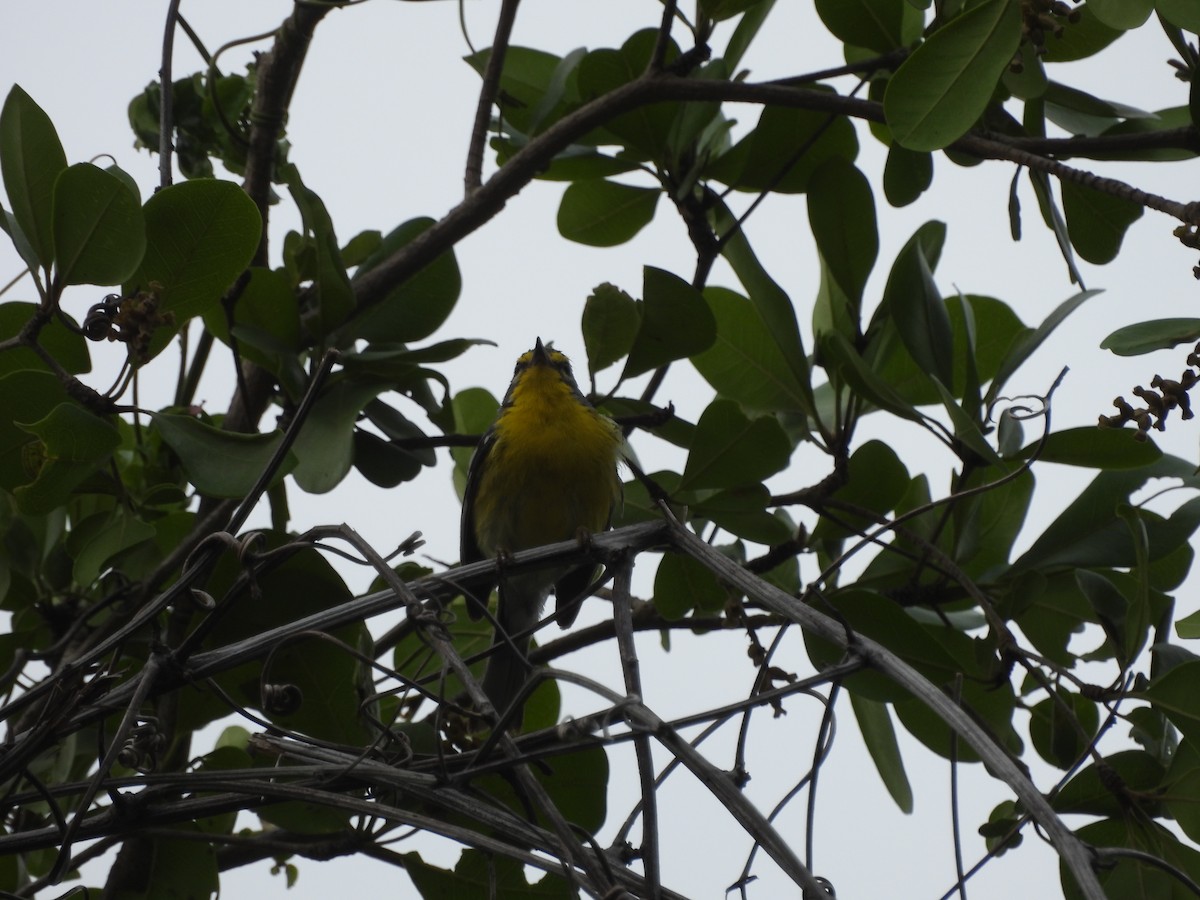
(3, 2, 1200, 897)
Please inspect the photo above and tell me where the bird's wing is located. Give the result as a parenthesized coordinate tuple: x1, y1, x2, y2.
(459, 429, 498, 619)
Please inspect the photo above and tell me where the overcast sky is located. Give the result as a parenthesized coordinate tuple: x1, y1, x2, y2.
(4, 2, 1200, 898)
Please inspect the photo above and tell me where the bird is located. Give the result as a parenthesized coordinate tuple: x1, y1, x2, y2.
(459, 338, 623, 725)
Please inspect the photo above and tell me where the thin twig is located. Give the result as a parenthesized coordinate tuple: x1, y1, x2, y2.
(464, 0, 520, 195)
(159, 0, 183, 188)
(611, 557, 661, 899)
(649, 0, 678, 72)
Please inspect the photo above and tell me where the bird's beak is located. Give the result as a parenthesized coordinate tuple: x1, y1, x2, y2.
(532, 337, 549, 365)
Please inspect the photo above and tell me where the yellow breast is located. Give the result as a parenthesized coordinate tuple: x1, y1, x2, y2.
(473, 367, 622, 557)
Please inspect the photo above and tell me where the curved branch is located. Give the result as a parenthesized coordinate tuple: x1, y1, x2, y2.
(351, 72, 1200, 321)
(662, 513, 1107, 900)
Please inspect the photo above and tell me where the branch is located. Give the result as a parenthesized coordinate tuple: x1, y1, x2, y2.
(227, 2, 336, 437)
(954, 130, 1200, 225)
(662, 514, 1107, 900)
(983, 125, 1200, 158)
(464, 0, 520, 195)
(348, 77, 878, 315)
(611, 558, 661, 898)
(351, 71, 1200, 329)
(158, 0, 183, 188)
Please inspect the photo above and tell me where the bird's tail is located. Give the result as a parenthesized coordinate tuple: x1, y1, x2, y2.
(480, 576, 548, 727)
(480, 631, 532, 725)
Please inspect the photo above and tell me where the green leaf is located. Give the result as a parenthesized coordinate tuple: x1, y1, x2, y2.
(812, 253, 857, 345)
(1, 203, 40, 274)
(13, 402, 120, 514)
(407, 849, 574, 899)
(582, 282, 640, 376)
(353, 430, 424, 488)
(1164, 739, 1200, 844)
(954, 462, 1034, 574)
(895, 677, 1020, 763)
(699, 0, 769, 22)
(1012, 455, 1200, 573)
(680, 398, 791, 490)
(152, 412, 295, 499)
(1026, 168, 1083, 285)
(876, 294, 1025, 407)
(725, 0, 778, 70)
(576, 31, 681, 160)
(819, 330, 926, 423)
(201, 267, 303, 381)
(807, 159, 877, 307)
(1178, 609, 1200, 639)
(342, 217, 462, 343)
(1159, 0, 1200, 32)
(1021, 426, 1161, 468)
(1061, 181, 1142, 264)
(654, 551, 728, 619)
(1088, 0, 1153, 30)
(1044, 81, 1155, 137)
(0, 370, 68, 492)
(291, 379, 387, 493)
(986, 289, 1100, 405)
(0, 301, 89, 377)
(137, 178, 260, 323)
(933, 378, 1001, 464)
(706, 101, 859, 193)
(68, 508, 156, 587)
(0, 86, 67, 268)
(1076, 568, 1131, 661)
(815, 0, 924, 52)
(1003, 41, 1048, 100)
(715, 201, 812, 394)
(51, 163, 144, 286)
(692, 287, 812, 414)
(1055, 750, 1165, 817)
(1142, 661, 1200, 745)
(280, 163, 353, 337)
(465, 740, 606, 826)
(806, 590, 966, 703)
(556, 179, 659, 247)
(498, 143, 640, 182)
(135, 825, 219, 900)
(692, 485, 793, 545)
(465, 47, 575, 137)
(362, 399, 437, 470)
(1091, 106, 1198, 161)
(880, 221, 954, 389)
(814, 440, 909, 542)
(851, 693, 913, 813)
(884, 0, 1022, 151)
(340, 229, 382, 268)
(1100, 318, 1200, 356)
(200, 540, 369, 744)
(623, 266, 716, 378)
(1040, 6, 1122, 62)
(883, 142, 933, 207)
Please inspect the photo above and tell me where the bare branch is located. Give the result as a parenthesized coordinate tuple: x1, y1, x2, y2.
(662, 513, 1107, 900)
(464, 0, 520, 195)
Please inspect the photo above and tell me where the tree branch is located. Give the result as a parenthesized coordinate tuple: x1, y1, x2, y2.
(464, 0, 520, 195)
(352, 72, 1200, 330)
(663, 513, 1107, 900)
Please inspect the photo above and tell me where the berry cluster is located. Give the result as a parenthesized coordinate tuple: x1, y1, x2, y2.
(1099, 348, 1199, 440)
